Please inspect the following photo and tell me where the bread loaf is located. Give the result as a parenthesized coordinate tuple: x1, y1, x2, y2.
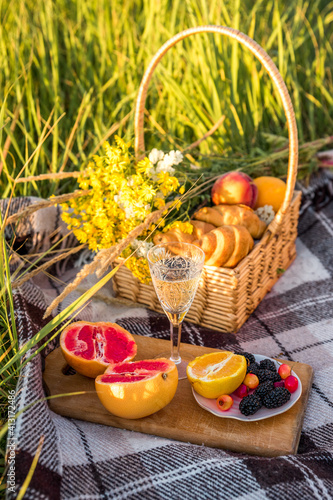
(153, 221, 215, 246)
(153, 227, 194, 245)
(152, 219, 254, 268)
(193, 225, 254, 268)
(191, 220, 216, 239)
(194, 204, 266, 239)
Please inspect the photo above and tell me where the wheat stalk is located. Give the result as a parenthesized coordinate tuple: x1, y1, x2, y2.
(11, 244, 86, 290)
(12, 171, 83, 184)
(182, 115, 226, 152)
(43, 199, 176, 318)
(3, 190, 91, 227)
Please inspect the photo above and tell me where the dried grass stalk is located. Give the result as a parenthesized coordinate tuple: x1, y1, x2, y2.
(182, 115, 226, 152)
(12, 244, 86, 290)
(4, 190, 91, 227)
(145, 110, 197, 165)
(13, 171, 83, 183)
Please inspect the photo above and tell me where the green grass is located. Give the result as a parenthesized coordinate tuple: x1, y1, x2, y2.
(0, 0, 333, 198)
(1, 0, 333, 493)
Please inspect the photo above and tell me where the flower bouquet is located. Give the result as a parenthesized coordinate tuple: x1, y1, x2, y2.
(60, 136, 197, 284)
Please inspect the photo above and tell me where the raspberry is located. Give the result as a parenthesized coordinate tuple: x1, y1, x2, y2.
(239, 394, 262, 416)
(262, 387, 291, 409)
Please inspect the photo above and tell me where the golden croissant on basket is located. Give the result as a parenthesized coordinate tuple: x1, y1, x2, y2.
(194, 204, 267, 239)
(153, 209, 259, 268)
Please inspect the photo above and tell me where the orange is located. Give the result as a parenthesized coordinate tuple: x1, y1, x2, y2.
(60, 321, 137, 378)
(186, 351, 247, 399)
(253, 176, 286, 213)
(95, 358, 178, 419)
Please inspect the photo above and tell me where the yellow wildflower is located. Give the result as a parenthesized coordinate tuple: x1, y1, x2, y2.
(154, 197, 165, 209)
(136, 158, 153, 176)
(168, 221, 193, 234)
(61, 138, 188, 282)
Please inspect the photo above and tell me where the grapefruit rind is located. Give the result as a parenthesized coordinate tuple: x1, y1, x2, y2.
(186, 351, 247, 399)
(95, 358, 178, 419)
(60, 321, 137, 378)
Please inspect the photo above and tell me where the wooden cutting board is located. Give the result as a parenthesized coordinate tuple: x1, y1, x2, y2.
(43, 335, 313, 457)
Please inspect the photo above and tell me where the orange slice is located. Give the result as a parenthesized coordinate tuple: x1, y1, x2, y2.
(95, 358, 178, 419)
(186, 351, 247, 399)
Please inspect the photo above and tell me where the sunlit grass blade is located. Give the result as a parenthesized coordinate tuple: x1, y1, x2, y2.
(0, 262, 121, 382)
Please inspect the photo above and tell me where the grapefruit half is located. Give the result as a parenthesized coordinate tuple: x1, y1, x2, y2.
(95, 358, 178, 419)
(60, 321, 137, 378)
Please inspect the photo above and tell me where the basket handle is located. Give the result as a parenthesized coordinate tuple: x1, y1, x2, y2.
(134, 26, 298, 230)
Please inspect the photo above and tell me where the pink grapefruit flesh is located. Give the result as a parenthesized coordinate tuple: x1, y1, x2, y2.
(60, 321, 137, 378)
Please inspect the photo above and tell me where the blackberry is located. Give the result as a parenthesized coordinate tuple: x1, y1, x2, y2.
(259, 359, 277, 372)
(257, 369, 281, 384)
(254, 381, 274, 401)
(239, 394, 262, 416)
(247, 362, 261, 375)
(234, 351, 255, 366)
(262, 387, 291, 409)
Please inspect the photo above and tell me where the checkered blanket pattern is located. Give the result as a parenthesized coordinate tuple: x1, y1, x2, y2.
(4, 173, 333, 499)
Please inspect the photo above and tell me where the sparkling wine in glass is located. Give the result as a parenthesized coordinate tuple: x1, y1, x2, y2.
(147, 242, 205, 379)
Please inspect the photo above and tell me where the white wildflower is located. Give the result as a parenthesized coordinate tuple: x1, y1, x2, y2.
(148, 148, 164, 165)
(124, 206, 135, 219)
(131, 239, 154, 258)
(148, 166, 158, 181)
(255, 205, 275, 225)
(163, 150, 183, 166)
(155, 160, 165, 172)
(114, 193, 125, 210)
(156, 160, 175, 175)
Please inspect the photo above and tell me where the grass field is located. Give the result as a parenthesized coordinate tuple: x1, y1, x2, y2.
(1, 0, 333, 198)
(1, 0, 333, 494)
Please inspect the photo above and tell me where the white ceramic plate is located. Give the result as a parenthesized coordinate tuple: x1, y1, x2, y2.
(192, 354, 302, 422)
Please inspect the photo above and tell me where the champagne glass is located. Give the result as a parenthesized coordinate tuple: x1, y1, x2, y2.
(147, 242, 205, 379)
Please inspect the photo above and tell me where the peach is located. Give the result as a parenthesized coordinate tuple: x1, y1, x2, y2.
(211, 171, 258, 208)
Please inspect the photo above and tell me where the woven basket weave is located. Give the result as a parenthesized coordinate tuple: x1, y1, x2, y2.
(113, 26, 301, 333)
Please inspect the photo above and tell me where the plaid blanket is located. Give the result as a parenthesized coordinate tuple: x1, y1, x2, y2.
(3, 173, 333, 499)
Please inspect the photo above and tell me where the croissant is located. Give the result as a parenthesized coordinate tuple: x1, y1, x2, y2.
(193, 225, 254, 268)
(153, 227, 194, 245)
(191, 220, 216, 239)
(194, 204, 266, 239)
(153, 221, 215, 246)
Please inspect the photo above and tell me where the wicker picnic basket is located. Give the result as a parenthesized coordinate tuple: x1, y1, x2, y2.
(112, 26, 301, 333)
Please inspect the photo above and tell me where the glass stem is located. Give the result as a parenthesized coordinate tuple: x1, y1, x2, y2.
(169, 321, 182, 364)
